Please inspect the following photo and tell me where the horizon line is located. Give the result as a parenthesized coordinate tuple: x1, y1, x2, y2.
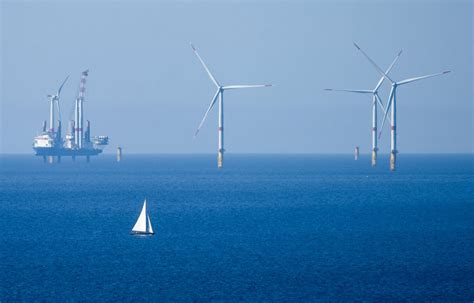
(1, 152, 473, 156)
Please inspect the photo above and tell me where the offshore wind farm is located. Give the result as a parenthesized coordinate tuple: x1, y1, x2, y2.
(325, 49, 403, 167)
(353, 43, 451, 171)
(325, 43, 451, 170)
(1, 1, 472, 302)
(34, 41, 451, 171)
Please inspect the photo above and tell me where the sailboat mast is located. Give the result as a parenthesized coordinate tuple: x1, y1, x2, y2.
(144, 199, 148, 233)
(146, 211, 149, 233)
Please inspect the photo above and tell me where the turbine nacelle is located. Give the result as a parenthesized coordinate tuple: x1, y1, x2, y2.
(47, 94, 59, 101)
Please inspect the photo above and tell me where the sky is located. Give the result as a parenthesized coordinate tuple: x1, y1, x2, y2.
(1, 0, 472, 154)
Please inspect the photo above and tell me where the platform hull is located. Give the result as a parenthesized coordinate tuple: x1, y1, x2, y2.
(33, 147, 102, 157)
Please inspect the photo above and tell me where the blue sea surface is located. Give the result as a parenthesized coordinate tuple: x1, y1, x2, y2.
(1, 154, 473, 302)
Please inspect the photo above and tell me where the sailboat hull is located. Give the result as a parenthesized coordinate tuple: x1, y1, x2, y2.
(130, 231, 155, 235)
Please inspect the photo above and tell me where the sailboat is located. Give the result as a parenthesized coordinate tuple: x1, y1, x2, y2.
(131, 199, 155, 235)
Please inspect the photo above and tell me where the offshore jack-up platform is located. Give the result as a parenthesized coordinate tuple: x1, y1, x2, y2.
(33, 70, 109, 163)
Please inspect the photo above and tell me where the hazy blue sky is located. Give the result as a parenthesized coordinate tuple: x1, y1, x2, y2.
(1, 0, 472, 154)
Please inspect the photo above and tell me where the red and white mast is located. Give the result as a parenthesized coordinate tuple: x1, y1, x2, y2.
(75, 70, 89, 148)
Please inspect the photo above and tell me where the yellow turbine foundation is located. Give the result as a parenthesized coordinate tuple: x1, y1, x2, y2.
(217, 151, 223, 168)
(371, 150, 377, 166)
(390, 151, 396, 171)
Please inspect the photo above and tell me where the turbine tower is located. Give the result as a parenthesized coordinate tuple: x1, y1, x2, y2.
(325, 50, 402, 166)
(191, 43, 272, 168)
(46, 75, 69, 136)
(354, 43, 450, 171)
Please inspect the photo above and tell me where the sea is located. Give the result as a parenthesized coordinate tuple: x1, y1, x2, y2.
(1, 154, 473, 302)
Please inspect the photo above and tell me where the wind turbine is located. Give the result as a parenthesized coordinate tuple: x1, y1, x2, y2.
(46, 75, 69, 134)
(353, 42, 451, 171)
(325, 49, 402, 166)
(191, 43, 272, 168)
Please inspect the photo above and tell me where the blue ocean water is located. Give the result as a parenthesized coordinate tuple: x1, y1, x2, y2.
(1, 154, 473, 302)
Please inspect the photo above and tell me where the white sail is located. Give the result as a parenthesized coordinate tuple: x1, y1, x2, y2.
(147, 216, 154, 234)
(132, 199, 147, 233)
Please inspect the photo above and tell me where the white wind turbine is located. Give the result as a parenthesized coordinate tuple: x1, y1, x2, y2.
(46, 75, 69, 134)
(325, 50, 402, 166)
(354, 43, 451, 171)
(191, 43, 272, 168)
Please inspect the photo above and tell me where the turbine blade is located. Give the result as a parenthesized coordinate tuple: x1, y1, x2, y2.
(190, 43, 220, 87)
(57, 75, 70, 96)
(374, 93, 391, 123)
(374, 50, 402, 92)
(397, 71, 451, 86)
(324, 88, 372, 94)
(374, 93, 386, 114)
(194, 89, 220, 138)
(222, 84, 272, 90)
(378, 86, 395, 139)
(353, 42, 395, 84)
